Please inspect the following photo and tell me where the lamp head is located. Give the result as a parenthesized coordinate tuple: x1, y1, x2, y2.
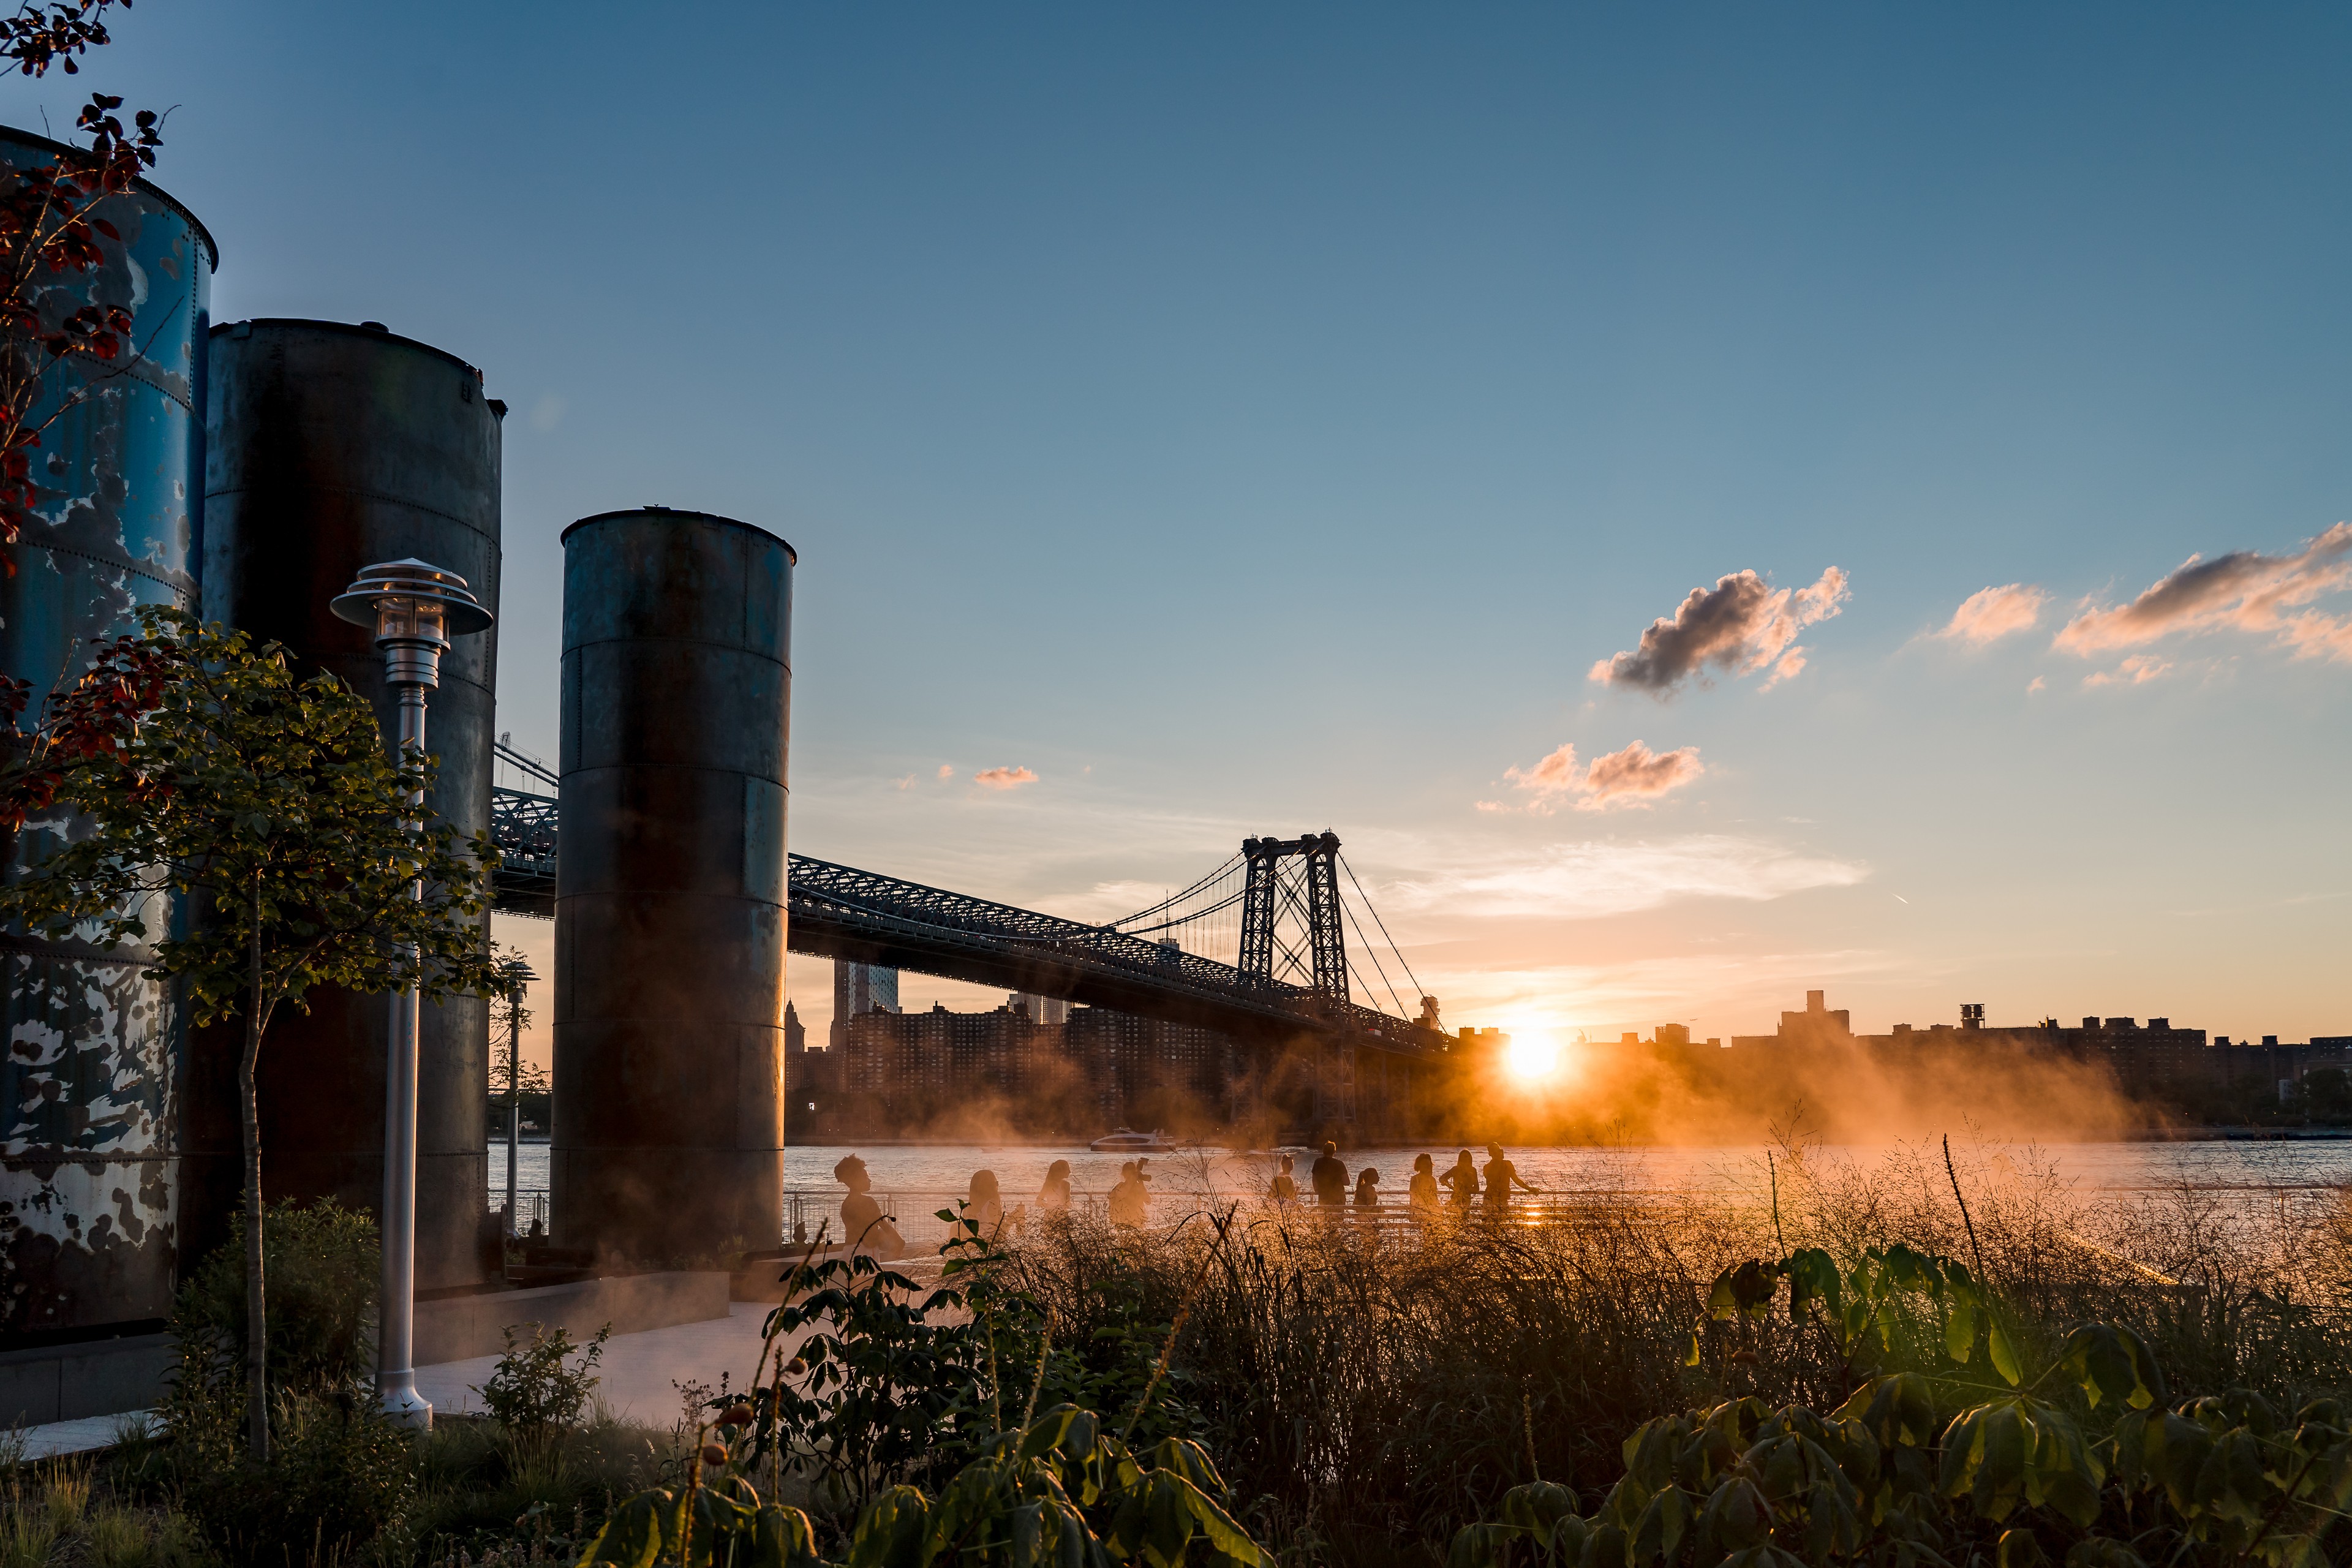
(331, 559, 492, 690)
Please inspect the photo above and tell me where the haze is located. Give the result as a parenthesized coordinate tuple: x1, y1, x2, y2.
(34, 3, 2350, 1065)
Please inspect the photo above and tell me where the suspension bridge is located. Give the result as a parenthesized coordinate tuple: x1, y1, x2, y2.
(488, 744, 1453, 1128)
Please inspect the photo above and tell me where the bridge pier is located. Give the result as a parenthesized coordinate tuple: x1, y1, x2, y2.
(552, 508, 794, 1265)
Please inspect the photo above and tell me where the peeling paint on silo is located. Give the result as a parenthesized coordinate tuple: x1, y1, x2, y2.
(0, 127, 214, 1338)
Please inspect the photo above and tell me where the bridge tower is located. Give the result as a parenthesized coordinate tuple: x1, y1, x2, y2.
(1237, 832, 1355, 1125)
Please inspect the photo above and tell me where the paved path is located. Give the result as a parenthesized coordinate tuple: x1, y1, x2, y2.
(10, 1411, 156, 1459)
(13, 1264, 954, 1458)
(415, 1302, 791, 1427)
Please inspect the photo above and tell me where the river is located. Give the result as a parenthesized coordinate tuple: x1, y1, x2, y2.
(486, 1136, 2352, 1241)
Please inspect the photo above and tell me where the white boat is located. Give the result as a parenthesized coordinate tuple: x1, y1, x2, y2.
(1087, 1128, 1191, 1153)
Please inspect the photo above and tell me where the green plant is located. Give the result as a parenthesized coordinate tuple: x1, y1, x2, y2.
(475, 1321, 612, 1435)
(0, 606, 505, 1458)
(736, 1248, 993, 1519)
(170, 1387, 415, 1565)
(81, 1502, 168, 1568)
(172, 1197, 379, 1400)
(1687, 1244, 2018, 1396)
(578, 1401, 1273, 1567)
(0, 1475, 59, 1568)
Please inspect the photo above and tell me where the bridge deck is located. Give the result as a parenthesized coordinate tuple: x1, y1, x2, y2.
(492, 787, 1443, 1057)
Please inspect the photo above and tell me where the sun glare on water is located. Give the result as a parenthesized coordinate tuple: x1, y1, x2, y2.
(1504, 1032, 1564, 1083)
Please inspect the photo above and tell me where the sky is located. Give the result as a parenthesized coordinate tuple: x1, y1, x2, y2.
(24, 3, 2352, 1066)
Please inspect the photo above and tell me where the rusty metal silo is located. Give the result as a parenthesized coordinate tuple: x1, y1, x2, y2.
(195, 319, 502, 1291)
(0, 128, 213, 1341)
(554, 508, 791, 1261)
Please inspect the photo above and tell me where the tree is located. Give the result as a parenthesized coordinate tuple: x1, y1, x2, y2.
(0, 607, 504, 1460)
(0, 0, 170, 559)
(490, 944, 547, 1234)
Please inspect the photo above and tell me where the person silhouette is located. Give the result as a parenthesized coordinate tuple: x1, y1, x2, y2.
(1441, 1150, 1479, 1210)
(1107, 1159, 1150, 1227)
(1482, 1142, 1537, 1219)
(835, 1154, 906, 1260)
(1036, 1158, 1073, 1215)
(965, 1169, 1005, 1240)
(1408, 1152, 1441, 1216)
(1311, 1141, 1348, 1208)
(1352, 1166, 1381, 1218)
(1269, 1154, 1298, 1205)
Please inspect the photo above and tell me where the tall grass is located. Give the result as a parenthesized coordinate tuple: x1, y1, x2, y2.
(997, 1136, 2352, 1567)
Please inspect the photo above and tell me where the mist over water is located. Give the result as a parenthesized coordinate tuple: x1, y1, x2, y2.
(489, 1138, 2352, 1205)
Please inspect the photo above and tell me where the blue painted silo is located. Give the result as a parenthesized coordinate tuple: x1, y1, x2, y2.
(0, 127, 214, 1344)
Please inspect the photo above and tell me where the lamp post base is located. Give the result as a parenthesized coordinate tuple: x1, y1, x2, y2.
(377, 1372, 433, 1431)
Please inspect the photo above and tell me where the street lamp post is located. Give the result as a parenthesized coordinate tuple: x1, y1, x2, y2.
(331, 559, 494, 1431)
(496, 956, 537, 1237)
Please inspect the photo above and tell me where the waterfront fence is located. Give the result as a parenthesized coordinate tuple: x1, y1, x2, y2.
(488, 1185, 1676, 1250)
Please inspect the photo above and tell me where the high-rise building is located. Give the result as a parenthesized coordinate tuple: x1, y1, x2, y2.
(1009, 992, 1069, 1025)
(831, 960, 901, 1050)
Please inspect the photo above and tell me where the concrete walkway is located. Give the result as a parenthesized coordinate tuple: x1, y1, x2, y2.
(10, 1410, 156, 1460)
(415, 1301, 792, 1428)
(12, 1262, 952, 1458)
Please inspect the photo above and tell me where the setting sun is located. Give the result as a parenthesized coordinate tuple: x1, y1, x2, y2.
(1503, 1032, 1564, 1082)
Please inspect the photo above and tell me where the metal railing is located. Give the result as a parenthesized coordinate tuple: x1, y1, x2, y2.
(489, 1186, 1683, 1250)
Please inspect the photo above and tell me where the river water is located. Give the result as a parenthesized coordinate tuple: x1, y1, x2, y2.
(487, 1137, 2352, 1236)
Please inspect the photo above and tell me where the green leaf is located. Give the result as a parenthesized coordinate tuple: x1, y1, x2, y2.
(1945, 1298, 1977, 1363)
(2065, 1541, 2148, 1568)
(1447, 1521, 1526, 1568)
(1988, 1319, 2022, 1387)
(843, 1485, 932, 1568)
(1785, 1249, 1842, 1322)
(1997, 1528, 2051, 1568)
(576, 1490, 668, 1568)
(1699, 1476, 1773, 1551)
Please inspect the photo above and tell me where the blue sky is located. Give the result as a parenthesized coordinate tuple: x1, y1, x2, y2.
(30, 2, 2352, 1058)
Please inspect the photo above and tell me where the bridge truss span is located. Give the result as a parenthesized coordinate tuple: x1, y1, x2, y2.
(489, 741, 1446, 1061)
(786, 853, 1441, 1057)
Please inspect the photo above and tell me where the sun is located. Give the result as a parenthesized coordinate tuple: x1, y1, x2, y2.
(1502, 1032, 1564, 1083)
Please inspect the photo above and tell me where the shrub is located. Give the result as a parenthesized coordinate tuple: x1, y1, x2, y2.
(158, 1204, 415, 1564)
(172, 1197, 379, 1397)
(473, 1321, 612, 1434)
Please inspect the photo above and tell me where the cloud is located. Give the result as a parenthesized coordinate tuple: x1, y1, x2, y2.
(973, 766, 1039, 790)
(1504, 742, 1586, 799)
(1387, 835, 1869, 921)
(894, 774, 916, 790)
(1936, 583, 2047, 646)
(2027, 677, 2046, 694)
(1583, 741, 1706, 807)
(2082, 654, 2171, 688)
(1590, 567, 1849, 696)
(937, 764, 955, 781)
(1499, 739, 1705, 813)
(2054, 523, 2352, 662)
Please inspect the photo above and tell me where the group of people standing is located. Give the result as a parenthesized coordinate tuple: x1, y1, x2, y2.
(831, 1144, 1540, 1258)
(1269, 1142, 1537, 1217)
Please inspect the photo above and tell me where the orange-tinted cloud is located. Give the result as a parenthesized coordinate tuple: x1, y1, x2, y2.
(1581, 740, 1706, 807)
(2055, 523, 2352, 661)
(1499, 739, 1704, 813)
(1591, 567, 1849, 696)
(973, 766, 1039, 790)
(1936, 583, 2047, 645)
(2082, 654, 2172, 688)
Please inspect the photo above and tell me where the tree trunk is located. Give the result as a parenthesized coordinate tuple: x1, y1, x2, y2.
(241, 889, 272, 1462)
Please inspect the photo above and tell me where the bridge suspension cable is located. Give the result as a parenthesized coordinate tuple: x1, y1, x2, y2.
(1340, 851, 1427, 1004)
(1100, 838, 1430, 1029)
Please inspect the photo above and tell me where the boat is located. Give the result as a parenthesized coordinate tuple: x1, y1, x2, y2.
(1087, 1128, 1193, 1153)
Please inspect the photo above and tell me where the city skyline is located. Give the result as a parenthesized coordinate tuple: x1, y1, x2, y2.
(32, 4, 2350, 1068)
